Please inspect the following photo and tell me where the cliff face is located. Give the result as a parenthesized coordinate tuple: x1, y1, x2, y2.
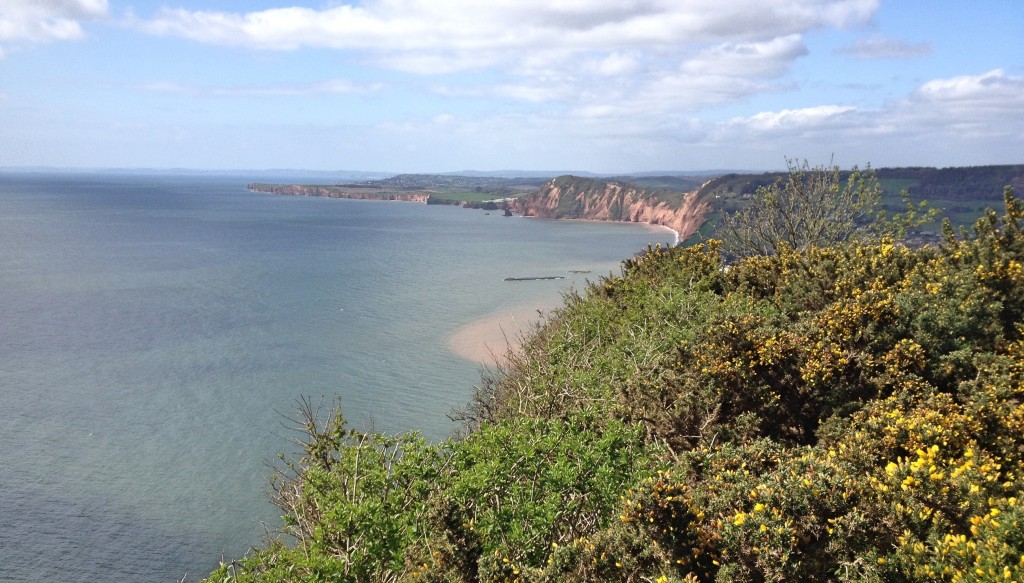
(510, 176, 710, 240)
(249, 183, 431, 203)
(249, 177, 713, 238)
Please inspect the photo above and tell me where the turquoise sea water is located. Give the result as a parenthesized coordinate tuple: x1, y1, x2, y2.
(0, 173, 671, 582)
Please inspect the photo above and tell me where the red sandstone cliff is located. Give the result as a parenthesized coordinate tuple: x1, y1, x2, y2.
(509, 176, 710, 241)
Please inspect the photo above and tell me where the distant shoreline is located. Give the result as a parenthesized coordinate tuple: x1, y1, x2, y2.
(248, 182, 685, 245)
(248, 182, 432, 203)
(636, 222, 680, 245)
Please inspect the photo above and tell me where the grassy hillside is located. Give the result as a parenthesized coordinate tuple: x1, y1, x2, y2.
(696, 165, 1024, 234)
(208, 188, 1024, 583)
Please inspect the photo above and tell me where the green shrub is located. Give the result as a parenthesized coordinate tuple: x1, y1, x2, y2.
(209, 188, 1024, 583)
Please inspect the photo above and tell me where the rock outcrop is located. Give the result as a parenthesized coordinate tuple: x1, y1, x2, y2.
(509, 176, 711, 241)
(249, 183, 431, 203)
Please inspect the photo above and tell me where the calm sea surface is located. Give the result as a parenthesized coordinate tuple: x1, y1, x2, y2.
(0, 173, 671, 582)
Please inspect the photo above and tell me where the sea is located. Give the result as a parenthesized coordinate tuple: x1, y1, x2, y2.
(0, 172, 673, 582)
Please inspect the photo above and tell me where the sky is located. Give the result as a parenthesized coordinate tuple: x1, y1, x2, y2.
(0, 0, 1021, 173)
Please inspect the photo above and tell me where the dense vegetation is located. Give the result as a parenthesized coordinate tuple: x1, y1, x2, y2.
(700, 166, 1024, 203)
(715, 159, 936, 259)
(698, 165, 1024, 232)
(208, 184, 1024, 582)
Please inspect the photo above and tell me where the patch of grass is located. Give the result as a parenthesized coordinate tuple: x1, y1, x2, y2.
(878, 178, 919, 197)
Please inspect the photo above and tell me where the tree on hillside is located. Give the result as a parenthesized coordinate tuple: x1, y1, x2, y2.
(717, 158, 886, 258)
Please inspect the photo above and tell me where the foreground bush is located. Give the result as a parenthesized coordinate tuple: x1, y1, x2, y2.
(208, 188, 1024, 582)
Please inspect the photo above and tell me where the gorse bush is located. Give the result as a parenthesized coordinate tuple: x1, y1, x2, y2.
(208, 187, 1024, 582)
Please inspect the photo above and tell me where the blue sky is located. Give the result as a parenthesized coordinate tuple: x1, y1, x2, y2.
(1, 0, 1021, 173)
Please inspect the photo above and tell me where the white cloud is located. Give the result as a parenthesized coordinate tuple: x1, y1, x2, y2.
(434, 80, 577, 103)
(681, 34, 808, 77)
(835, 36, 931, 59)
(913, 69, 1024, 106)
(895, 69, 1024, 138)
(731, 104, 857, 132)
(112, 0, 889, 137)
(586, 51, 642, 76)
(135, 79, 382, 97)
(128, 0, 881, 122)
(133, 1, 876, 68)
(715, 70, 1024, 142)
(690, 70, 1024, 167)
(331, 69, 1016, 170)
(0, 0, 108, 55)
(429, 33, 812, 118)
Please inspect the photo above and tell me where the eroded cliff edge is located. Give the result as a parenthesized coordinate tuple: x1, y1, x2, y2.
(510, 175, 711, 241)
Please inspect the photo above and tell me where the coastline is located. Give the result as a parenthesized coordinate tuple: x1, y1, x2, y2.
(533, 215, 679, 246)
(447, 303, 558, 366)
(563, 216, 679, 246)
(249, 183, 683, 245)
(445, 224, 675, 368)
(640, 222, 680, 246)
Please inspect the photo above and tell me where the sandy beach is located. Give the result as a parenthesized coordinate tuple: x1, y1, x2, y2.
(446, 222, 676, 368)
(447, 303, 558, 366)
(639, 222, 680, 246)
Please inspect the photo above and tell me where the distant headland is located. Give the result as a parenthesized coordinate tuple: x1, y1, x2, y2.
(250, 165, 1024, 245)
(248, 182, 432, 203)
(249, 172, 717, 241)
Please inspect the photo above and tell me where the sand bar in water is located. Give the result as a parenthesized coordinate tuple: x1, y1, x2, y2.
(447, 303, 557, 366)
